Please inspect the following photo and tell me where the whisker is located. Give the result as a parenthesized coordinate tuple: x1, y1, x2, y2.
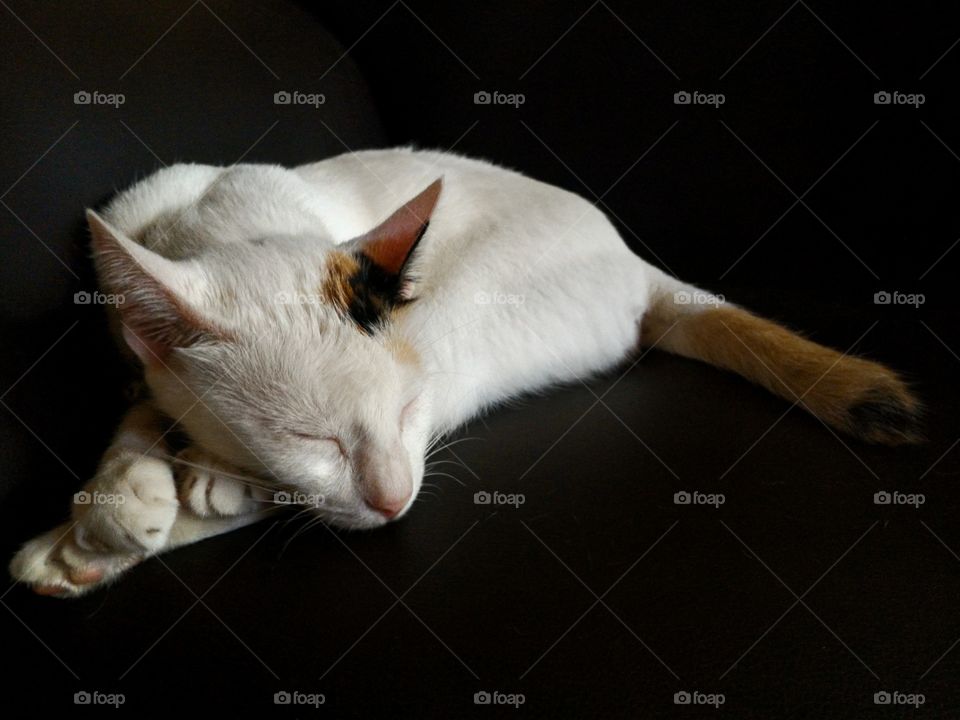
(426, 459, 470, 468)
(423, 470, 465, 487)
(157, 452, 277, 493)
(282, 506, 317, 528)
(426, 435, 482, 460)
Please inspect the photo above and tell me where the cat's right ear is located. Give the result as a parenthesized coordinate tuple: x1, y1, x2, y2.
(86, 210, 223, 366)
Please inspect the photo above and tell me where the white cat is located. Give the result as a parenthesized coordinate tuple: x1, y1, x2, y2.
(9, 148, 919, 596)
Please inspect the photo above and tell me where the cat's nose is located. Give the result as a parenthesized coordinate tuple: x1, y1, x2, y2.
(364, 490, 411, 519)
(358, 440, 413, 519)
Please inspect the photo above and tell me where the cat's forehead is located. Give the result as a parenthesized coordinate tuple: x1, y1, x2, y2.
(208, 325, 420, 425)
(214, 242, 415, 337)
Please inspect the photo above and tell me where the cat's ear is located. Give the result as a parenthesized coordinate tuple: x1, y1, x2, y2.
(353, 177, 442, 301)
(86, 210, 223, 366)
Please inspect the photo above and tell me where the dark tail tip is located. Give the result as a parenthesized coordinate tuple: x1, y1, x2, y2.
(847, 386, 924, 446)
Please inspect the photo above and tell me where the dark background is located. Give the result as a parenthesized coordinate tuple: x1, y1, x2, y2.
(1, 1, 959, 716)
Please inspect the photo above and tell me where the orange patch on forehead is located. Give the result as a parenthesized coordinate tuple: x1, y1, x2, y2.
(385, 336, 420, 366)
(320, 251, 361, 316)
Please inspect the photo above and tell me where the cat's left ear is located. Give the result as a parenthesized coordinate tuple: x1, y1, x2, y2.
(352, 177, 442, 301)
(85, 210, 224, 366)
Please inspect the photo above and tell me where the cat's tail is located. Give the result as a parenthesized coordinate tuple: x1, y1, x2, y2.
(640, 269, 922, 445)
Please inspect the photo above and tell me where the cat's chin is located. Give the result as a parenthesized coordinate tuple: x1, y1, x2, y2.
(314, 508, 396, 531)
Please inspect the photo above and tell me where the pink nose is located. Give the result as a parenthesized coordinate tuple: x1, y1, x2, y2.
(365, 493, 410, 519)
(359, 442, 413, 519)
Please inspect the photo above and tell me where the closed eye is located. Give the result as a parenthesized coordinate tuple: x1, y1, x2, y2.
(291, 433, 348, 458)
(400, 396, 420, 429)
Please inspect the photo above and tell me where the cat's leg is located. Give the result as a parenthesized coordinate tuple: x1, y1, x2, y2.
(10, 401, 178, 595)
(9, 403, 273, 596)
(173, 445, 274, 519)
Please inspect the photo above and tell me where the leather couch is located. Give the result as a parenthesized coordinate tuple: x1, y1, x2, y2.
(2, 1, 958, 716)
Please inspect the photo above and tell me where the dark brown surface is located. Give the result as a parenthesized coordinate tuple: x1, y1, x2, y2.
(1, 1, 959, 716)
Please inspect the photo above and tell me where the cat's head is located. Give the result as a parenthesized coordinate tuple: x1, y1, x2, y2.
(86, 179, 443, 529)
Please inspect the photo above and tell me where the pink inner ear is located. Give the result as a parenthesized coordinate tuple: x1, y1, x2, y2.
(362, 178, 443, 275)
(87, 209, 228, 363)
(121, 324, 166, 365)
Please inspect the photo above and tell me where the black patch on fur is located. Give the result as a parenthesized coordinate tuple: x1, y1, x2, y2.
(345, 222, 427, 333)
(345, 253, 401, 332)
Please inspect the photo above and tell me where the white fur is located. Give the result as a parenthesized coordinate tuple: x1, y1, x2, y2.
(11, 149, 685, 595)
(107, 149, 658, 425)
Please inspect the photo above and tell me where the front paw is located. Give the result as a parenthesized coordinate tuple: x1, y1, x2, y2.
(73, 453, 179, 554)
(175, 447, 268, 517)
(9, 453, 180, 597)
(9, 522, 143, 597)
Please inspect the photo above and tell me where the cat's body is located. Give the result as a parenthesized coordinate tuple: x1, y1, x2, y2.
(10, 149, 920, 596)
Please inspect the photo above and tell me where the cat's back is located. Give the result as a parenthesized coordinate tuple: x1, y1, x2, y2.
(100, 147, 619, 262)
(294, 147, 596, 229)
(294, 147, 621, 261)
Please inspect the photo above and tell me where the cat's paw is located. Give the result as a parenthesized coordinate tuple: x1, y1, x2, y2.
(73, 453, 180, 554)
(9, 453, 181, 597)
(175, 447, 267, 517)
(9, 522, 143, 597)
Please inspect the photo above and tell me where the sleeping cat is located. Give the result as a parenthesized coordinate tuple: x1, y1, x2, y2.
(9, 148, 920, 596)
